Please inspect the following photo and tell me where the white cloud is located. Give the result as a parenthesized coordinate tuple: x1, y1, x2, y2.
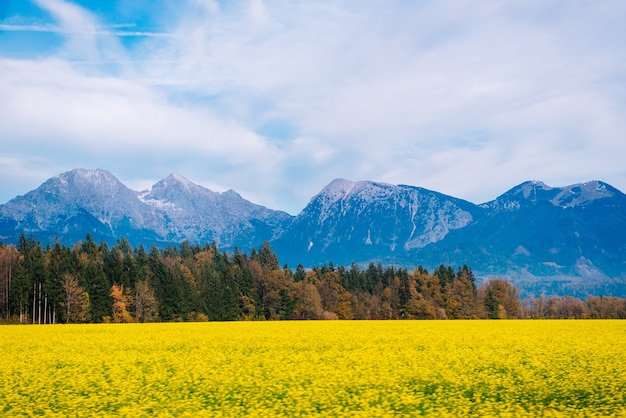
(0, 56, 284, 184)
(33, 0, 104, 61)
(1, 0, 625, 214)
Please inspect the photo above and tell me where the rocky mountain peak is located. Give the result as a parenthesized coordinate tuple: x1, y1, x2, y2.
(550, 180, 617, 208)
(145, 173, 214, 200)
(163, 173, 199, 190)
(319, 178, 357, 200)
(485, 180, 622, 211)
(61, 167, 117, 182)
(1, 171, 625, 297)
(47, 168, 125, 196)
(314, 179, 401, 212)
(516, 180, 551, 199)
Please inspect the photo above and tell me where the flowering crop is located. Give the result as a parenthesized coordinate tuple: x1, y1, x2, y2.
(1, 320, 625, 416)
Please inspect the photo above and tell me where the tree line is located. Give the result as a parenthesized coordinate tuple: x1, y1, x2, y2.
(1, 235, 625, 324)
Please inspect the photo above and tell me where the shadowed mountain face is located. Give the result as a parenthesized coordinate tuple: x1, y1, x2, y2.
(1, 170, 625, 297)
(421, 181, 626, 294)
(272, 179, 626, 295)
(271, 179, 480, 267)
(0, 169, 293, 251)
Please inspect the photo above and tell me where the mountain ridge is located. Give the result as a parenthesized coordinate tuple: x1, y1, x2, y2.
(1, 169, 625, 297)
(0, 168, 293, 250)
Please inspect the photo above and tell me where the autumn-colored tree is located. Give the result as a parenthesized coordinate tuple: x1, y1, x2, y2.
(413, 268, 445, 309)
(134, 280, 159, 323)
(478, 279, 522, 319)
(61, 274, 89, 323)
(110, 284, 134, 323)
(556, 296, 588, 319)
(238, 295, 256, 320)
(293, 280, 323, 320)
(318, 271, 353, 319)
(249, 258, 294, 320)
(405, 295, 438, 319)
(586, 296, 626, 319)
(350, 291, 381, 320)
(445, 275, 480, 319)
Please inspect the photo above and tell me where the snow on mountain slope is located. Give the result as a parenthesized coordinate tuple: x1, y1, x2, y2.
(138, 173, 293, 246)
(0, 169, 292, 249)
(1, 170, 625, 296)
(0, 168, 152, 229)
(273, 179, 479, 266)
(481, 180, 618, 210)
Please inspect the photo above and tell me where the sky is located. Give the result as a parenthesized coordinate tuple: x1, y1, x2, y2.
(1, 0, 625, 215)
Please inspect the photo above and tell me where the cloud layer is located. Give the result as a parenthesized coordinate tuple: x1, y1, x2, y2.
(1, 0, 625, 214)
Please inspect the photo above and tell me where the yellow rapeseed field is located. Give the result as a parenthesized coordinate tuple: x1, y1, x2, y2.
(1, 320, 625, 417)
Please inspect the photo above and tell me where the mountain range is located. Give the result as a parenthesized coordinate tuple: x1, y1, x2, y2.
(1, 168, 625, 298)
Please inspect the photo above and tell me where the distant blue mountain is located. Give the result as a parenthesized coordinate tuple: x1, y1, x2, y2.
(0, 168, 292, 251)
(271, 179, 480, 267)
(1, 169, 625, 297)
(272, 178, 626, 297)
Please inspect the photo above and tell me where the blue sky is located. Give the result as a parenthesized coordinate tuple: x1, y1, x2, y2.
(1, 0, 625, 214)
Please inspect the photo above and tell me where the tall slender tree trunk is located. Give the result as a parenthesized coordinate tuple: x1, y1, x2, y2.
(32, 283, 36, 324)
(5, 263, 10, 321)
(8, 262, 11, 321)
(38, 283, 42, 324)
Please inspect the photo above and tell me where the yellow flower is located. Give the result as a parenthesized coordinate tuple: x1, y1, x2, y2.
(0, 320, 625, 416)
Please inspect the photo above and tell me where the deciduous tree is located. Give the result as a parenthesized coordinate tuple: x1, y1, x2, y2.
(134, 280, 159, 323)
(110, 283, 134, 323)
(62, 274, 89, 323)
(479, 279, 522, 319)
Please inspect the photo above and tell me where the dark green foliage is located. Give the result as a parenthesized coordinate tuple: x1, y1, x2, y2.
(81, 261, 111, 322)
(435, 264, 455, 288)
(1, 234, 625, 323)
(456, 264, 476, 289)
(148, 245, 184, 321)
(293, 264, 306, 282)
(45, 240, 74, 322)
(255, 241, 280, 270)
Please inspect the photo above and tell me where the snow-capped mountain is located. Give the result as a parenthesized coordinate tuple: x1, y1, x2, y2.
(466, 180, 626, 279)
(137, 172, 292, 248)
(0, 168, 162, 245)
(1, 170, 625, 297)
(272, 179, 480, 266)
(480, 180, 620, 211)
(273, 178, 626, 297)
(0, 169, 292, 250)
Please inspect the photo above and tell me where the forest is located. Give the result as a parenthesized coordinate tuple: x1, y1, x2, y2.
(1, 234, 625, 324)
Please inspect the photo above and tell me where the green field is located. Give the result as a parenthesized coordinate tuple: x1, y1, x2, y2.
(1, 320, 625, 416)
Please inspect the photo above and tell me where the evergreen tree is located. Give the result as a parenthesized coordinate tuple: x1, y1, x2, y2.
(148, 245, 181, 321)
(293, 264, 306, 283)
(435, 264, 455, 288)
(45, 240, 74, 323)
(255, 241, 280, 270)
(456, 264, 476, 290)
(81, 259, 111, 322)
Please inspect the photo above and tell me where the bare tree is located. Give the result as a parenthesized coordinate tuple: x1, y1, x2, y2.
(62, 274, 89, 323)
(0, 246, 18, 321)
(134, 280, 159, 323)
